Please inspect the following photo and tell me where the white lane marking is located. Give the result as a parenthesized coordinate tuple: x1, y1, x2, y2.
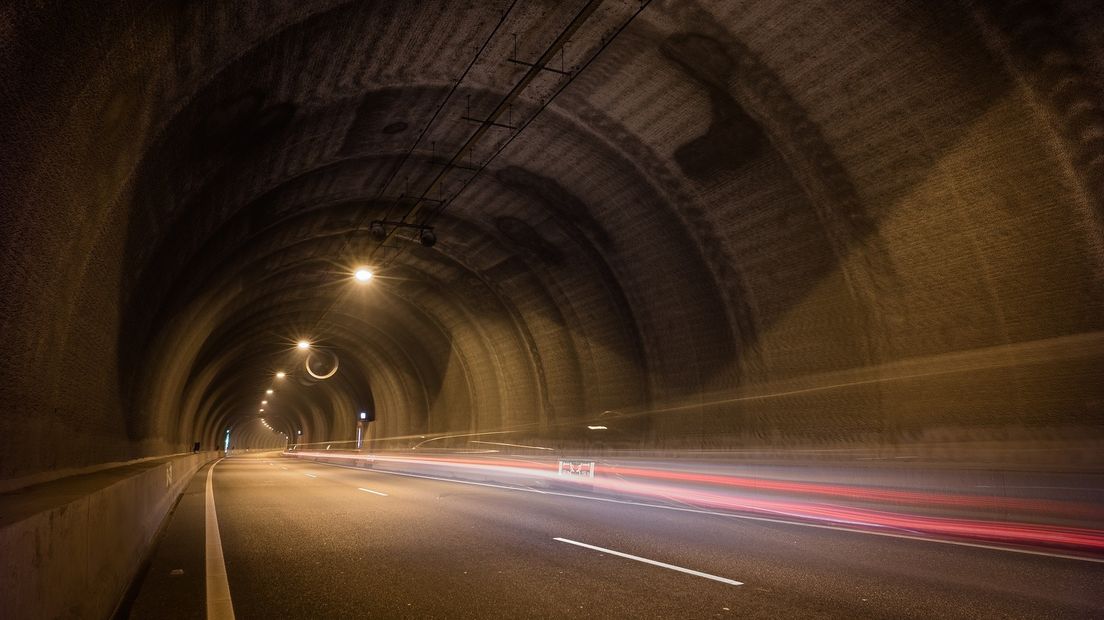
(280, 466, 288, 470)
(304, 473, 318, 478)
(205, 460, 236, 620)
(554, 537, 743, 586)
(307, 460, 1104, 564)
(358, 487, 389, 496)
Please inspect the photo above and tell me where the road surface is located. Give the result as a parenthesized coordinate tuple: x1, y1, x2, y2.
(127, 453, 1103, 618)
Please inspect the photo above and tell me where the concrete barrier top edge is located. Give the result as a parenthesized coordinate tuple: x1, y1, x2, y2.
(0, 451, 218, 529)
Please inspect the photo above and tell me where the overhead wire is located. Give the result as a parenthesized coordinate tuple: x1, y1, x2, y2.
(250, 1, 520, 425)
(388, 0, 654, 268)
(369, 0, 604, 249)
(302, 0, 520, 334)
(261, 0, 652, 425)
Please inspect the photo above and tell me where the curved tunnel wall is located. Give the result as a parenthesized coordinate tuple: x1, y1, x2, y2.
(1, 0, 1102, 486)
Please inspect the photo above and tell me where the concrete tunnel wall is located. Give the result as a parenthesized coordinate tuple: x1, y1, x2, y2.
(2, 0, 1104, 490)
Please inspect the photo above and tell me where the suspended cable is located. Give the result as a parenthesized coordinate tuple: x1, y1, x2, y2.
(418, 0, 653, 231)
(372, 0, 604, 258)
(303, 0, 521, 331)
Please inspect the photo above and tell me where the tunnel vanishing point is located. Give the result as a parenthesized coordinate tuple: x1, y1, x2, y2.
(1, 1, 1103, 617)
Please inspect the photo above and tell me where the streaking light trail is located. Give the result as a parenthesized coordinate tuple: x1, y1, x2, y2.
(284, 450, 1104, 559)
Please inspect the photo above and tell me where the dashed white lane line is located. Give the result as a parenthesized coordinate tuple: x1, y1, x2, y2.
(357, 487, 389, 496)
(304, 473, 318, 478)
(280, 466, 288, 470)
(205, 460, 236, 619)
(553, 537, 743, 586)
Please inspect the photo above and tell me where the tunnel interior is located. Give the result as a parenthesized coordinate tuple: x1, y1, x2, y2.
(2, 0, 1103, 488)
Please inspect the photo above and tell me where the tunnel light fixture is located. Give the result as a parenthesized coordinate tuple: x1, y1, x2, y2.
(370, 221, 387, 240)
(276, 371, 286, 379)
(259, 408, 264, 412)
(261, 400, 267, 405)
(297, 340, 311, 350)
(266, 389, 274, 394)
(354, 268, 373, 282)
(359, 411, 368, 420)
(587, 425, 608, 430)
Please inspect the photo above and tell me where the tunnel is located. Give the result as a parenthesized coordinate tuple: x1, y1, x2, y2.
(1, 1, 1103, 618)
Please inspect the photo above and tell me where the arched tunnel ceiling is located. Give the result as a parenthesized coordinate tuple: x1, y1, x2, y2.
(1, 0, 1103, 483)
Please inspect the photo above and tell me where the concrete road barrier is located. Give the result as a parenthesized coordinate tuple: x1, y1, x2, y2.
(0, 452, 217, 619)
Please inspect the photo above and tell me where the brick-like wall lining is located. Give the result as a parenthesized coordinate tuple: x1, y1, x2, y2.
(1, 1, 1102, 484)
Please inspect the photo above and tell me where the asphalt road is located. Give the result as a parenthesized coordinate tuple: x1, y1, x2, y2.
(148, 453, 1101, 619)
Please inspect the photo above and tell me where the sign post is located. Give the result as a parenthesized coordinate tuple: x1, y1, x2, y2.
(356, 411, 368, 449)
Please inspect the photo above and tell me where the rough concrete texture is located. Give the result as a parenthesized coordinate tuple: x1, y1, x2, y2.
(0, 452, 216, 619)
(0, 0, 1103, 485)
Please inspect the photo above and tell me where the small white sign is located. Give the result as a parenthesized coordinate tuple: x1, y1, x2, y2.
(558, 460, 596, 478)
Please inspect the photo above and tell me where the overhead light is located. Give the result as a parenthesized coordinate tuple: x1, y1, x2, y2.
(370, 222, 387, 240)
(587, 425, 607, 430)
(259, 409, 264, 412)
(354, 268, 373, 282)
(261, 400, 267, 405)
(297, 340, 311, 350)
(275, 371, 286, 379)
(266, 389, 274, 394)
(359, 411, 368, 420)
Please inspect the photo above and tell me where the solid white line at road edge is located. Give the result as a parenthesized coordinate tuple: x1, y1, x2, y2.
(553, 537, 743, 586)
(358, 487, 388, 496)
(206, 460, 235, 619)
